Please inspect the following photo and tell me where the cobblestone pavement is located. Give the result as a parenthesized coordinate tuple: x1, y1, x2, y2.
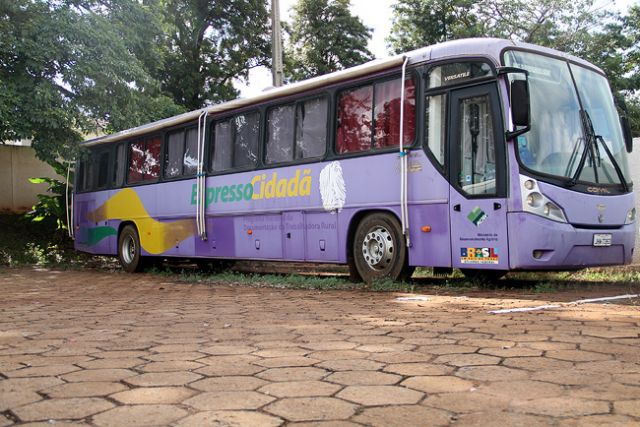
(1, 268, 639, 426)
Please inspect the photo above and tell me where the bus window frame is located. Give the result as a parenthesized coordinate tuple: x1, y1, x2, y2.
(208, 109, 262, 176)
(421, 57, 500, 180)
(332, 70, 420, 159)
(163, 125, 199, 181)
(264, 93, 330, 167)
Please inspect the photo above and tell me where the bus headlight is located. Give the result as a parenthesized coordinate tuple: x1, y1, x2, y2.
(520, 176, 567, 223)
(626, 208, 636, 224)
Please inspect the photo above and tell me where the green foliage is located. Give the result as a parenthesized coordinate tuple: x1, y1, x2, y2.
(159, 0, 271, 110)
(285, 0, 374, 82)
(24, 160, 71, 231)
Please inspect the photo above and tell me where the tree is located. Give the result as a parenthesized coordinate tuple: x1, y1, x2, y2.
(158, 0, 272, 110)
(0, 1, 184, 162)
(387, 0, 481, 53)
(285, 0, 374, 82)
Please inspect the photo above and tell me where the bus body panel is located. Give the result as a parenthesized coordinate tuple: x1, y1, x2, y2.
(507, 213, 635, 269)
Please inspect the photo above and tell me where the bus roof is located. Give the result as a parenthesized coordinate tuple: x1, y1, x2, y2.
(82, 37, 599, 147)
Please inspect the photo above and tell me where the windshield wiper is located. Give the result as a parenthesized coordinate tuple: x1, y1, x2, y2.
(568, 110, 628, 192)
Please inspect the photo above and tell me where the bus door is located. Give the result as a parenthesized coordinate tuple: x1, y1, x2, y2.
(448, 83, 509, 270)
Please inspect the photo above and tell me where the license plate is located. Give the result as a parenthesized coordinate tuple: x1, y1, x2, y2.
(593, 233, 612, 247)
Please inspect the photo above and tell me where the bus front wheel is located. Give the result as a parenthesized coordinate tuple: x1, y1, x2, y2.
(352, 213, 413, 284)
(118, 225, 144, 273)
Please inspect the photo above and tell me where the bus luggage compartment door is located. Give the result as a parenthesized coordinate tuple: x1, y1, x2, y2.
(447, 83, 509, 270)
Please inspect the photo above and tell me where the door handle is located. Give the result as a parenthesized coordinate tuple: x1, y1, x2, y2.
(453, 204, 461, 212)
(494, 202, 502, 210)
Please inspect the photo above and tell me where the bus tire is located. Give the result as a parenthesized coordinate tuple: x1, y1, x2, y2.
(118, 225, 144, 273)
(352, 212, 412, 284)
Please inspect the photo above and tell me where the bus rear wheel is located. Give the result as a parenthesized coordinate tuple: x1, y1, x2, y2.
(352, 213, 413, 284)
(118, 225, 144, 273)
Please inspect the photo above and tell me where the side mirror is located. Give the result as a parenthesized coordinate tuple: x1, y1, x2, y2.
(510, 79, 530, 127)
(621, 116, 633, 153)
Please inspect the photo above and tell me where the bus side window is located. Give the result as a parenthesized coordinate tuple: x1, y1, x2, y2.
(266, 104, 295, 164)
(145, 137, 161, 180)
(425, 94, 447, 166)
(336, 85, 373, 153)
(295, 97, 327, 159)
(128, 137, 161, 183)
(128, 141, 145, 183)
(165, 130, 185, 178)
(114, 144, 126, 187)
(374, 77, 416, 149)
(96, 151, 110, 189)
(233, 112, 259, 168)
(183, 128, 198, 176)
(212, 121, 232, 172)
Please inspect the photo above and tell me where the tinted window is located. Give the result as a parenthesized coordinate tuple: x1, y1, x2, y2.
(96, 151, 110, 188)
(336, 75, 416, 154)
(336, 85, 373, 154)
(295, 97, 327, 159)
(128, 137, 160, 183)
(374, 78, 415, 148)
(266, 105, 295, 164)
(114, 144, 126, 187)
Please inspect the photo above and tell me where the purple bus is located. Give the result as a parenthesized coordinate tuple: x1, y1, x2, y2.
(72, 38, 636, 283)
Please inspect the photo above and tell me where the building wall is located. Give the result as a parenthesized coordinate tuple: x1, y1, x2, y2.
(0, 145, 63, 213)
(631, 138, 640, 264)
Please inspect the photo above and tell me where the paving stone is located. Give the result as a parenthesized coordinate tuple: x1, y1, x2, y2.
(558, 414, 640, 427)
(265, 397, 357, 422)
(512, 397, 611, 417)
(4, 364, 80, 378)
(0, 389, 42, 411)
(573, 383, 640, 401)
(62, 368, 137, 382)
(184, 391, 275, 410)
(402, 376, 475, 393)
(191, 375, 269, 391)
(531, 369, 611, 385)
(336, 385, 423, 406)
(44, 381, 127, 398)
(479, 380, 565, 400)
(13, 398, 114, 422)
(326, 370, 401, 385)
(478, 347, 543, 357)
(456, 365, 530, 381)
(257, 367, 329, 382)
(383, 362, 454, 376)
(454, 411, 552, 427)
(368, 351, 433, 363)
(433, 353, 502, 367)
(255, 356, 319, 368)
(143, 351, 206, 361)
(176, 411, 283, 427)
(111, 386, 196, 404)
(124, 371, 202, 386)
(316, 359, 384, 371)
(301, 342, 358, 351)
(139, 360, 203, 372)
(546, 349, 612, 362)
(419, 345, 478, 355)
(92, 404, 187, 427)
(202, 345, 257, 355)
(253, 347, 310, 358)
(352, 404, 451, 426)
(288, 422, 360, 427)
(77, 357, 142, 369)
(613, 400, 640, 418)
(502, 356, 574, 371)
(423, 391, 510, 413)
(259, 380, 341, 397)
(196, 361, 264, 376)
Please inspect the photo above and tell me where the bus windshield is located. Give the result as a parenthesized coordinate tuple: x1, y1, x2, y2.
(504, 50, 630, 187)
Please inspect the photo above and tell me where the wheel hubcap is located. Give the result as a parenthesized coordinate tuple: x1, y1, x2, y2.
(121, 235, 136, 264)
(361, 226, 394, 270)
